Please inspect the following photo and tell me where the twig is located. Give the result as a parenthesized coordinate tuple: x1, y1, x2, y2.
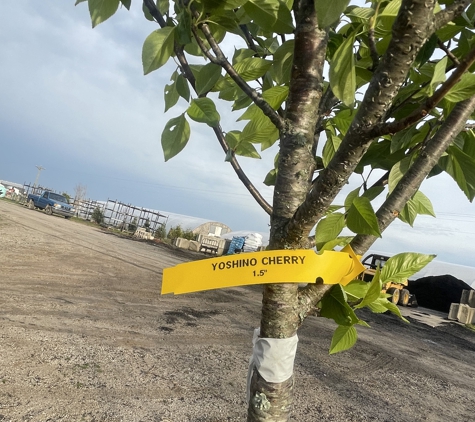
(373, 45, 475, 137)
(437, 38, 460, 66)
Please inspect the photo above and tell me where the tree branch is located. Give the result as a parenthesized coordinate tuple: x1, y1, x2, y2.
(299, 95, 475, 316)
(351, 94, 475, 255)
(212, 126, 273, 215)
(368, 2, 382, 70)
(372, 45, 475, 138)
(239, 24, 258, 52)
(196, 20, 285, 131)
(438, 38, 460, 66)
(434, 0, 473, 30)
(285, 0, 437, 243)
(297, 281, 332, 324)
(142, 0, 273, 215)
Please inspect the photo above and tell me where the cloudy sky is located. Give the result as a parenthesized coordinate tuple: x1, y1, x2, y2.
(1, 1, 475, 269)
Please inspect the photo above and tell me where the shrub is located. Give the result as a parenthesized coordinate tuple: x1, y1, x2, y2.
(154, 224, 167, 239)
(91, 207, 104, 224)
(144, 218, 151, 232)
(167, 225, 196, 241)
(128, 217, 138, 232)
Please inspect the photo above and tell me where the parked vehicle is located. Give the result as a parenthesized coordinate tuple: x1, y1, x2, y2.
(361, 254, 417, 307)
(27, 190, 75, 219)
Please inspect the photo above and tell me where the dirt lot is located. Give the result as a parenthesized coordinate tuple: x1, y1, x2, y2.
(1, 199, 474, 422)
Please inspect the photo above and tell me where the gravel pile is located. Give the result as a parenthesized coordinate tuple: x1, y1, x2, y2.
(408, 275, 474, 312)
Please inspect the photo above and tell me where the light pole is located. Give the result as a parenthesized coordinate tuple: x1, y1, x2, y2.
(34, 165, 45, 187)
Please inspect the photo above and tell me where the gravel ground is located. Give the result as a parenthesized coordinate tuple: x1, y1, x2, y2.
(0, 199, 474, 422)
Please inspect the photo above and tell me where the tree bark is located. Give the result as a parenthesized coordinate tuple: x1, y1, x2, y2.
(247, 2, 327, 421)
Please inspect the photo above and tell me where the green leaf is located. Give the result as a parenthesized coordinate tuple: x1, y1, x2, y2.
(377, 0, 402, 34)
(233, 48, 257, 65)
(164, 82, 179, 112)
(88, 0, 120, 28)
(119, 0, 130, 8)
(232, 93, 253, 111)
(157, 0, 169, 15)
(176, 74, 190, 102)
(229, 58, 273, 82)
(367, 299, 390, 314)
(329, 325, 357, 354)
(142, 27, 176, 75)
(238, 104, 261, 121)
(390, 125, 419, 154)
(429, 56, 447, 95)
(272, 40, 294, 85)
(332, 108, 356, 136)
(235, 142, 261, 159)
(315, 213, 346, 244)
(195, 63, 222, 95)
(346, 196, 381, 237)
(399, 199, 418, 226)
(444, 145, 475, 201)
(176, 10, 192, 45)
(243, 0, 294, 34)
(262, 86, 289, 109)
(320, 285, 359, 326)
(322, 134, 342, 167)
(343, 279, 370, 300)
(383, 300, 409, 322)
(315, 0, 350, 29)
(412, 190, 436, 217)
(445, 73, 475, 102)
(329, 32, 356, 106)
(436, 24, 464, 42)
(388, 156, 411, 193)
(202, 0, 248, 12)
(463, 130, 475, 159)
(240, 112, 279, 145)
(225, 131, 241, 149)
(264, 168, 277, 186)
(225, 131, 261, 159)
(356, 268, 382, 309)
(161, 114, 191, 162)
(317, 236, 353, 252)
(75, 0, 87, 5)
(344, 187, 360, 212)
(381, 253, 435, 284)
(361, 186, 385, 202)
(415, 34, 438, 67)
(187, 98, 220, 127)
(346, 6, 375, 24)
(142, 2, 154, 21)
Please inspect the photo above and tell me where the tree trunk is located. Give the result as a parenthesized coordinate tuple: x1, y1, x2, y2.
(247, 368, 295, 421)
(247, 284, 299, 421)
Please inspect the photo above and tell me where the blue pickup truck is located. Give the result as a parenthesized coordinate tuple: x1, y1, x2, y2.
(27, 190, 75, 219)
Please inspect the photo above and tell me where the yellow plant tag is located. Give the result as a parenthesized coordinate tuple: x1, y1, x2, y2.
(162, 247, 365, 295)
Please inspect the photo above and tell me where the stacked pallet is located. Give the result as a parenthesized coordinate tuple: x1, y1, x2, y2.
(448, 290, 475, 324)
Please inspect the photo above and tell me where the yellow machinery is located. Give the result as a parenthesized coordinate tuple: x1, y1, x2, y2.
(361, 254, 417, 307)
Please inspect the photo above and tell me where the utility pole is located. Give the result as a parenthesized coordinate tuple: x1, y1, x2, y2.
(34, 165, 45, 187)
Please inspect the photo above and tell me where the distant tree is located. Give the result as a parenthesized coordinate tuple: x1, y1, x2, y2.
(79, 1, 475, 420)
(182, 228, 196, 240)
(166, 224, 196, 240)
(128, 217, 138, 232)
(91, 206, 104, 224)
(62, 192, 71, 203)
(73, 183, 87, 204)
(154, 223, 167, 239)
(144, 218, 151, 232)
